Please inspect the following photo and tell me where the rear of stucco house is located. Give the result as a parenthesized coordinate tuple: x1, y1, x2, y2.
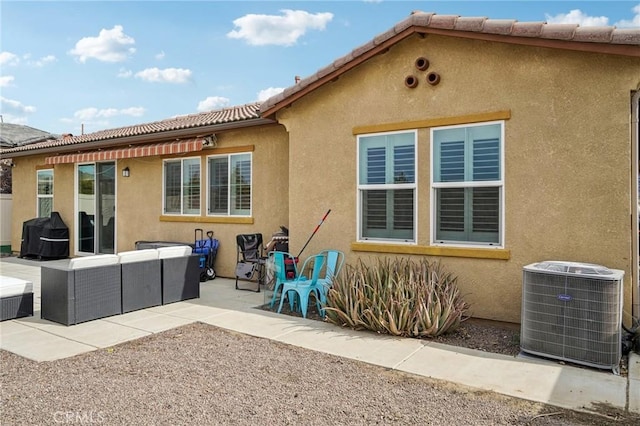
(3, 12, 639, 324)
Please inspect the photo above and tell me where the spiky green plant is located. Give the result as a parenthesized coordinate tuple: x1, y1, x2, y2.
(324, 257, 470, 337)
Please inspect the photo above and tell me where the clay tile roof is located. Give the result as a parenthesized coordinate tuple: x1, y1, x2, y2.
(540, 24, 579, 40)
(1, 102, 268, 156)
(259, 11, 640, 117)
(454, 17, 487, 33)
(511, 22, 545, 37)
(482, 19, 517, 35)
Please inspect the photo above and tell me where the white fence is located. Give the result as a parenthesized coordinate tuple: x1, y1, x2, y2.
(0, 194, 12, 251)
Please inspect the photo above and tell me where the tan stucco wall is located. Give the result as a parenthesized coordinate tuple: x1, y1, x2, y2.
(11, 157, 76, 252)
(276, 34, 640, 323)
(117, 124, 289, 278)
(11, 124, 289, 279)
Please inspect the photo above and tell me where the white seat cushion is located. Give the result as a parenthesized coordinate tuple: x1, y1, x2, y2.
(0, 276, 34, 297)
(156, 245, 192, 259)
(118, 249, 159, 264)
(69, 254, 120, 270)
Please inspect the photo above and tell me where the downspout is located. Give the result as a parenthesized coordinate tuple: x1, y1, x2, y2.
(633, 90, 640, 323)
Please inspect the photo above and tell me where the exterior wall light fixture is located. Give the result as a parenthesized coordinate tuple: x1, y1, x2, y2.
(122, 167, 130, 178)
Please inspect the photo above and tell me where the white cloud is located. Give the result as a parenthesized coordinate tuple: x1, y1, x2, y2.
(0, 51, 19, 66)
(120, 107, 145, 117)
(615, 4, 640, 28)
(545, 9, 609, 26)
(69, 25, 136, 63)
(73, 106, 146, 120)
(117, 68, 133, 78)
(197, 96, 230, 112)
(1, 96, 36, 113)
(0, 114, 28, 125)
(29, 55, 57, 67)
(155, 51, 165, 60)
(135, 67, 192, 83)
(227, 9, 333, 46)
(257, 87, 284, 101)
(0, 76, 15, 87)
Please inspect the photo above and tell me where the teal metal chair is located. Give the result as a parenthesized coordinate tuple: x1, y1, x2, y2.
(277, 252, 326, 318)
(268, 251, 299, 310)
(312, 249, 345, 316)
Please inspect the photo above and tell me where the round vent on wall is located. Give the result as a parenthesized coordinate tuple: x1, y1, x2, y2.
(426, 72, 441, 86)
(415, 57, 429, 71)
(404, 75, 418, 88)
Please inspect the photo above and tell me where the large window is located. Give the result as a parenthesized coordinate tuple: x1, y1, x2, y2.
(207, 153, 252, 216)
(163, 158, 200, 215)
(37, 169, 53, 217)
(431, 122, 503, 246)
(358, 131, 416, 241)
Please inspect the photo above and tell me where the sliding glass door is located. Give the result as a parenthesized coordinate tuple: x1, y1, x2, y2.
(77, 162, 116, 254)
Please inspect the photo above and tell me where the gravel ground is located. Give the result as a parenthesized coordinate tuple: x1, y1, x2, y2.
(2, 322, 639, 426)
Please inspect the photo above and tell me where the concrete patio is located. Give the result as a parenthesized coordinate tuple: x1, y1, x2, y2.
(1, 255, 638, 416)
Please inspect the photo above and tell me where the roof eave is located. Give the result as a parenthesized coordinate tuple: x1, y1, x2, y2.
(418, 27, 640, 57)
(2, 117, 276, 158)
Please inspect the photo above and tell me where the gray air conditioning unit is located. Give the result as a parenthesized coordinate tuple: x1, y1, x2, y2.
(521, 261, 624, 374)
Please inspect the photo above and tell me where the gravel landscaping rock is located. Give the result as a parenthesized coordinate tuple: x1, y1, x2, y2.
(2, 322, 639, 425)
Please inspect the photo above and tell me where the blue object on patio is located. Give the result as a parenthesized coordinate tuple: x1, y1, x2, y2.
(277, 252, 326, 318)
(268, 251, 300, 310)
(312, 249, 345, 317)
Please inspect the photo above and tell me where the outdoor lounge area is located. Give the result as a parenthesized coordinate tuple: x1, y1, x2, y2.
(40, 246, 200, 325)
(0, 275, 34, 321)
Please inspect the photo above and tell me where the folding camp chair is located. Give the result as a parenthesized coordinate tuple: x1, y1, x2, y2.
(235, 233, 266, 292)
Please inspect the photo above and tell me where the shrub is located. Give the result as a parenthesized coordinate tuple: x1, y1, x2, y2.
(324, 257, 470, 337)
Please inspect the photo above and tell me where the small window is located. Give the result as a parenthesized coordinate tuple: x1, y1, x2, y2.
(37, 169, 53, 217)
(163, 158, 200, 215)
(207, 153, 252, 216)
(357, 131, 416, 242)
(431, 122, 503, 246)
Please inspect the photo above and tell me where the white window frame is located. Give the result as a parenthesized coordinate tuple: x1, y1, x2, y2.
(430, 121, 505, 248)
(162, 157, 201, 216)
(206, 152, 253, 217)
(36, 168, 54, 217)
(356, 130, 417, 243)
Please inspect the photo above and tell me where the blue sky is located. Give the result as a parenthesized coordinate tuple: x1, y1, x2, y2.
(1, 1, 639, 136)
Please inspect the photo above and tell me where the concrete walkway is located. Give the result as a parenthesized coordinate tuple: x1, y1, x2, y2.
(1, 256, 638, 416)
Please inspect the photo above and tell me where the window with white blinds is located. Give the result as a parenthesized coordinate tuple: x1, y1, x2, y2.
(432, 122, 503, 245)
(358, 131, 416, 241)
(207, 153, 251, 216)
(163, 157, 201, 215)
(37, 169, 53, 218)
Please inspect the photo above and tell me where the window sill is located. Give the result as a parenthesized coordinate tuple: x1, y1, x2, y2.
(159, 215, 254, 224)
(351, 242, 510, 260)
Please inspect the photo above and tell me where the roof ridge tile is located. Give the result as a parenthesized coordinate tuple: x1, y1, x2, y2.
(540, 23, 578, 40)
(482, 19, 517, 35)
(428, 14, 460, 30)
(512, 21, 545, 37)
(454, 16, 488, 33)
(574, 26, 615, 43)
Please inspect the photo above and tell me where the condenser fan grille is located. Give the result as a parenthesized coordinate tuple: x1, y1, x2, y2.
(521, 262, 623, 372)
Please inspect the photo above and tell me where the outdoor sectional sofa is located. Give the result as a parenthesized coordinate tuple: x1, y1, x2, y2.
(0, 276, 34, 321)
(41, 246, 199, 325)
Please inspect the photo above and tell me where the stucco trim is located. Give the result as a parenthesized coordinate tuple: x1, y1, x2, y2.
(351, 242, 511, 260)
(204, 145, 255, 155)
(35, 164, 53, 170)
(159, 215, 254, 224)
(352, 110, 511, 134)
